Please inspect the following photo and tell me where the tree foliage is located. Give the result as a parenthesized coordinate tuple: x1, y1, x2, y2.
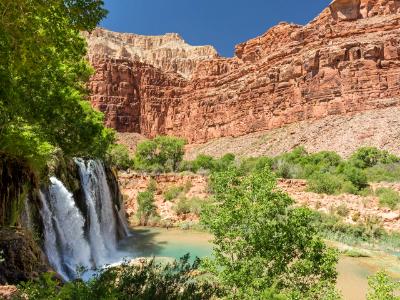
(107, 144, 133, 170)
(367, 271, 400, 300)
(135, 136, 186, 172)
(201, 167, 339, 299)
(16, 255, 220, 300)
(0, 0, 113, 170)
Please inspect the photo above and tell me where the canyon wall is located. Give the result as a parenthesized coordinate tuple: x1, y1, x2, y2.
(87, 0, 400, 143)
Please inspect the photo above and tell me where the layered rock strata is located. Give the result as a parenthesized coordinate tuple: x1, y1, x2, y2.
(87, 0, 400, 142)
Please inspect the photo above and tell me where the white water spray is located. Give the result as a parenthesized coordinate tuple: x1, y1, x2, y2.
(40, 159, 128, 280)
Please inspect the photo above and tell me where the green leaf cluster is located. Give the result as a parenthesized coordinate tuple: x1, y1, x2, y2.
(0, 0, 113, 171)
(135, 136, 186, 172)
(375, 188, 400, 210)
(201, 167, 339, 299)
(16, 255, 220, 300)
(367, 271, 400, 300)
(136, 181, 158, 225)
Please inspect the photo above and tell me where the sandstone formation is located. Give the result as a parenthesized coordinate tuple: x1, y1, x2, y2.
(87, 0, 400, 142)
(118, 172, 208, 225)
(117, 171, 400, 232)
(184, 106, 400, 159)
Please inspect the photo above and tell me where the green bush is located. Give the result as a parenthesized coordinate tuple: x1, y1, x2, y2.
(376, 188, 400, 210)
(365, 163, 400, 182)
(135, 136, 186, 172)
(238, 156, 272, 175)
(164, 185, 184, 201)
(107, 144, 133, 170)
(16, 255, 220, 300)
(181, 153, 236, 174)
(174, 196, 204, 216)
(367, 271, 400, 300)
(336, 204, 350, 218)
(308, 173, 345, 195)
(147, 178, 157, 193)
(312, 212, 397, 249)
(350, 147, 400, 169)
(273, 159, 302, 179)
(340, 163, 368, 190)
(192, 154, 216, 172)
(136, 190, 157, 225)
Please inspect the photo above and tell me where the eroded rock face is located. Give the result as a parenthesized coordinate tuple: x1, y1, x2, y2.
(0, 228, 50, 284)
(85, 28, 219, 79)
(87, 1, 400, 143)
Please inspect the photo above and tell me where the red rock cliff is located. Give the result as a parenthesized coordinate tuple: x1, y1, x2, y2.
(87, 0, 400, 142)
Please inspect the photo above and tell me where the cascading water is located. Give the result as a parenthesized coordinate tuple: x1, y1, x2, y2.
(75, 159, 118, 265)
(40, 159, 130, 280)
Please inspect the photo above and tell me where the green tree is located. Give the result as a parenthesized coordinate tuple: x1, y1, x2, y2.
(367, 271, 400, 300)
(201, 167, 338, 299)
(135, 136, 186, 172)
(107, 144, 133, 170)
(136, 190, 157, 225)
(350, 147, 399, 169)
(0, 0, 113, 170)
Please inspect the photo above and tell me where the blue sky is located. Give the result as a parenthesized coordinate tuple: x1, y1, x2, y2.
(101, 0, 332, 57)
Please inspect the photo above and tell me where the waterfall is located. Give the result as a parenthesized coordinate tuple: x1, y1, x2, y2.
(39, 190, 68, 280)
(39, 159, 128, 281)
(75, 159, 118, 264)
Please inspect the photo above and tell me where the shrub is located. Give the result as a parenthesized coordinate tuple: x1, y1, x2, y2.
(174, 196, 204, 216)
(340, 164, 368, 190)
(183, 180, 193, 193)
(308, 173, 345, 195)
(273, 159, 302, 179)
(191, 154, 216, 172)
(107, 144, 133, 170)
(336, 204, 350, 218)
(214, 153, 236, 171)
(16, 255, 220, 300)
(313, 212, 391, 248)
(147, 178, 157, 193)
(340, 181, 358, 194)
(239, 156, 272, 175)
(136, 190, 157, 225)
(352, 212, 361, 222)
(367, 271, 400, 300)
(365, 163, 400, 182)
(350, 147, 399, 169)
(376, 188, 400, 210)
(164, 185, 184, 201)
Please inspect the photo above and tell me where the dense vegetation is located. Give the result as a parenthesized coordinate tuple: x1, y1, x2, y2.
(127, 139, 400, 199)
(175, 146, 400, 196)
(16, 255, 220, 300)
(135, 180, 159, 226)
(201, 167, 339, 299)
(314, 212, 400, 252)
(0, 0, 114, 172)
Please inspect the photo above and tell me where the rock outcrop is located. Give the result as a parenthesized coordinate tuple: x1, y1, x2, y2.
(87, 0, 400, 142)
(0, 228, 50, 284)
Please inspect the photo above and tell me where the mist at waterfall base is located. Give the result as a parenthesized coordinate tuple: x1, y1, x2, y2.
(39, 159, 133, 281)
